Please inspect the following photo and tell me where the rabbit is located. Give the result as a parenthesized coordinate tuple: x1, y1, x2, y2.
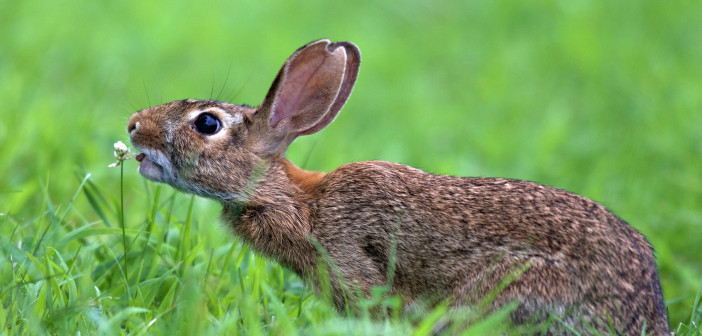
(127, 39, 669, 334)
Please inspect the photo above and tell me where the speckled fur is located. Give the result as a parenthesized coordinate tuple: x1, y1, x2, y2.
(127, 40, 669, 335)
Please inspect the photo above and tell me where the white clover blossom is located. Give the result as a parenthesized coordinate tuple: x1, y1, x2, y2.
(108, 141, 133, 167)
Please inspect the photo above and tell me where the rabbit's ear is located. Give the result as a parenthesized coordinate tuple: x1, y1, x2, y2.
(255, 40, 360, 153)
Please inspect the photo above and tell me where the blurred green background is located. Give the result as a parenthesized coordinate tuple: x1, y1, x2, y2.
(1, 0, 701, 326)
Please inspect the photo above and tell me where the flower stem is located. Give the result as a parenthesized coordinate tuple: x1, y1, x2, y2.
(120, 163, 128, 285)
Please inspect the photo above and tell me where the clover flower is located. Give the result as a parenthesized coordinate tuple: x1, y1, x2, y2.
(108, 141, 133, 167)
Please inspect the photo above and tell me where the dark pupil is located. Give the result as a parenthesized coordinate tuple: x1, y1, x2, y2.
(195, 113, 221, 134)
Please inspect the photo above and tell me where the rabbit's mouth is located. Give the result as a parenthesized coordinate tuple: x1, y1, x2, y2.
(136, 153, 162, 181)
(134, 150, 174, 183)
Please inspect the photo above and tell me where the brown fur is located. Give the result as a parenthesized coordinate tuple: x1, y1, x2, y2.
(127, 40, 669, 334)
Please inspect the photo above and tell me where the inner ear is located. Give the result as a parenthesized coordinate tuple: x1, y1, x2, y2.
(252, 40, 361, 156)
(297, 41, 360, 136)
(269, 40, 348, 133)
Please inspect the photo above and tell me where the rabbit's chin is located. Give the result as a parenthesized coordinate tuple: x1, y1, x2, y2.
(136, 153, 176, 184)
(137, 156, 165, 181)
(132, 147, 176, 184)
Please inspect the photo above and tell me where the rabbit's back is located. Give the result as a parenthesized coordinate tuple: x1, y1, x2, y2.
(310, 160, 667, 333)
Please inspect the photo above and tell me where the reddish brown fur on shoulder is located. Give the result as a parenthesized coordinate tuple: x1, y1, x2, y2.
(281, 158, 326, 194)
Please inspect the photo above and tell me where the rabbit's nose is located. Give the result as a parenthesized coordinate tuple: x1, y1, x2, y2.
(127, 118, 139, 133)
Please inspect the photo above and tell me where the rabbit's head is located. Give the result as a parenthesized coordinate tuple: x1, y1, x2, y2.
(127, 40, 360, 200)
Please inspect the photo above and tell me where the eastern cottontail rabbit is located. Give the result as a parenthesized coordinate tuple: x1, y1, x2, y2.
(127, 40, 669, 334)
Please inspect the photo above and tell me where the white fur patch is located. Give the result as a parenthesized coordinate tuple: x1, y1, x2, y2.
(224, 112, 243, 126)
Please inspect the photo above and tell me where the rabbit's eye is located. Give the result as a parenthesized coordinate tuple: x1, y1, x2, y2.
(194, 113, 222, 135)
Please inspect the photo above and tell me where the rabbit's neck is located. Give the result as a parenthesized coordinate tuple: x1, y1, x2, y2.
(220, 157, 319, 277)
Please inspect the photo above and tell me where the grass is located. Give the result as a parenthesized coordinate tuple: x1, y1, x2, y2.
(1, 0, 702, 334)
(0, 176, 522, 335)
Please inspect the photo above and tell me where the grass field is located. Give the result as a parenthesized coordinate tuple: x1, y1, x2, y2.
(1, 0, 701, 334)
